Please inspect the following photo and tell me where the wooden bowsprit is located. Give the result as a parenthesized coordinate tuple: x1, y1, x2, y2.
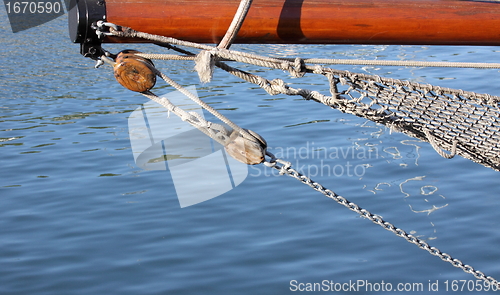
(70, 0, 500, 46)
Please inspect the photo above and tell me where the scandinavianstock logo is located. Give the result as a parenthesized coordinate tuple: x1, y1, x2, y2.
(249, 143, 377, 178)
(3, 0, 71, 33)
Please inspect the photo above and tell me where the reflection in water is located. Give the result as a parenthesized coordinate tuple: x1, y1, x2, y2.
(374, 182, 391, 191)
(400, 177, 448, 216)
(401, 139, 423, 166)
(351, 119, 448, 240)
(383, 146, 402, 160)
(400, 176, 449, 240)
(284, 119, 330, 128)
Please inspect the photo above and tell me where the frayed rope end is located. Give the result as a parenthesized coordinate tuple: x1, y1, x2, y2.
(195, 50, 215, 83)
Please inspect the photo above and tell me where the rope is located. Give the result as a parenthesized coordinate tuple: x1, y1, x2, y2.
(285, 58, 500, 69)
(149, 66, 265, 147)
(110, 27, 307, 77)
(424, 129, 458, 159)
(137, 52, 500, 69)
(137, 54, 196, 61)
(140, 93, 243, 151)
(101, 55, 236, 146)
(109, 26, 214, 51)
(217, 0, 253, 49)
(264, 152, 500, 289)
(139, 90, 233, 147)
(199, 0, 253, 82)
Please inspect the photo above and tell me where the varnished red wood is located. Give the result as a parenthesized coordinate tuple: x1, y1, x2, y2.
(103, 0, 500, 45)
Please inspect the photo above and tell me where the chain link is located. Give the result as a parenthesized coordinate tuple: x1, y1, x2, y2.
(264, 152, 500, 288)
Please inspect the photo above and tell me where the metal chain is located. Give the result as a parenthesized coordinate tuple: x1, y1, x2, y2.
(263, 151, 500, 288)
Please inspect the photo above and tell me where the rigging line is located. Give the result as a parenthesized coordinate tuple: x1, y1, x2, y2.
(140, 91, 231, 146)
(152, 67, 242, 132)
(100, 54, 235, 146)
(150, 66, 265, 146)
(135, 53, 500, 69)
(109, 26, 214, 51)
(286, 58, 500, 69)
(107, 25, 304, 74)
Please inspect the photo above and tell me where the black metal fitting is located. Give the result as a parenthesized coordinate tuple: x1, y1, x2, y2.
(68, 0, 107, 60)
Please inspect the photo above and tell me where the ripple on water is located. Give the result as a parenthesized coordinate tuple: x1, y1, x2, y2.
(1, 8, 500, 294)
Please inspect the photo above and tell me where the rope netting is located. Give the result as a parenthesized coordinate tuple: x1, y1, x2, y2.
(322, 69, 500, 170)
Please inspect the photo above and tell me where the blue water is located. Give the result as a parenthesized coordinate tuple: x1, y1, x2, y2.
(1, 9, 500, 295)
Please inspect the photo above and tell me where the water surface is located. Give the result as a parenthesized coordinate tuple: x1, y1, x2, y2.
(1, 9, 500, 295)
